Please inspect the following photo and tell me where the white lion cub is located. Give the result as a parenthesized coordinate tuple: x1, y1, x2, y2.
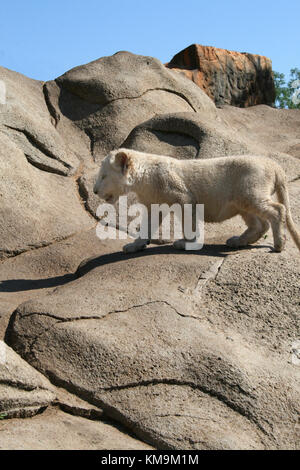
(93, 148, 300, 254)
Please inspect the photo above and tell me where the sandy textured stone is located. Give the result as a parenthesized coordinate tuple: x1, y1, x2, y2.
(0, 407, 153, 450)
(6, 230, 300, 449)
(0, 228, 127, 339)
(0, 342, 55, 418)
(54, 387, 104, 420)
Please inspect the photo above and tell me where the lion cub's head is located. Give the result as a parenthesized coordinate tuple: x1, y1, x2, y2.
(93, 149, 134, 204)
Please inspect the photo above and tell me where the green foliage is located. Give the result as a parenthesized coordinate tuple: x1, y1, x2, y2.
(0, 413, 7, 420)
(273, 68, 300, 109)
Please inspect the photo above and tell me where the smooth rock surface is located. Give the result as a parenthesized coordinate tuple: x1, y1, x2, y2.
(46, 51, 216, 160)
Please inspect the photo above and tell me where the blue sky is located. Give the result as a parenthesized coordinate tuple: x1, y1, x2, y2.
(0, 0, 298, 81)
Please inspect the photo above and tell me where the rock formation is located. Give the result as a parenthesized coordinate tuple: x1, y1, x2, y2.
(0, 48, 299, 450)
(166, 44, 276, 107)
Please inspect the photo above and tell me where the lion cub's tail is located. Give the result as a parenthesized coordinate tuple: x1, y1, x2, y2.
(275, 171, 300, 251)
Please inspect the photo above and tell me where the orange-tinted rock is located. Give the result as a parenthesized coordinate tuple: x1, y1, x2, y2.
(166, 44, 276, 108)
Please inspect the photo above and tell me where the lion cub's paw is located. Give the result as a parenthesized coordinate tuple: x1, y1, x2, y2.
(173, 239, 187, 250)
(273, 236, 286, 252)
(226, 236, 242, 248)
(123, 241, 147, 254)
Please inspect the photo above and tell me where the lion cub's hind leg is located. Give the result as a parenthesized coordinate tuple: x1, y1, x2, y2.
(226, 213, 269, 248)
(226, 213, 270, 248)
(227, 200, 286, 252)
(254, 200, 286, 252)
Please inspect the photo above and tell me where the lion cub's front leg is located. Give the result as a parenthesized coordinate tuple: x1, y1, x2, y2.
(123, 205, 151, 253)
(173, 206, 198, 250)
(173, 238, 189, 250)
(173, 238, 197, 250)
(123, 238, 149, 253)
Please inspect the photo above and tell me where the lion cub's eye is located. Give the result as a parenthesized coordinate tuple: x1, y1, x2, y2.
(101, 175, 106, 181)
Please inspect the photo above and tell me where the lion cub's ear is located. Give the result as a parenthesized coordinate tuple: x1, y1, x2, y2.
(114, 151, 131, 174)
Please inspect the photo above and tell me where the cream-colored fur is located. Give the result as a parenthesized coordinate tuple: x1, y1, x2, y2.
(93, 148, 300, 253)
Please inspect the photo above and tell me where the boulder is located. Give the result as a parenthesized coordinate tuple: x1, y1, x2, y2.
(0, 66, 79, 176)
(0, 132, 93, 260)
(6, 228, 300, 448)
(0, 66, 94, 261)
(45, 51, 216, 161)
(166, 44, 276, 107)
(219, 105, 300, 165)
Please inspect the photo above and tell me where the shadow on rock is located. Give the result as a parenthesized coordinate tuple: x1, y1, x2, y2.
(75, 243, 270, 278)
(0, 273, 75, 293)
(0, 243, 270, 293)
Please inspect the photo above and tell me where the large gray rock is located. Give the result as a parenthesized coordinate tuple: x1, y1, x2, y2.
(219, 105, 300, 170)
(6, 223, 300, 448)
(55, 51, 216, 110)
(0, 66, 94, 261)
(0, 67, 79, 176)
(44, 51, 216, 161)
(0, 132, 93, 260)
(0, 342, 55, 418)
